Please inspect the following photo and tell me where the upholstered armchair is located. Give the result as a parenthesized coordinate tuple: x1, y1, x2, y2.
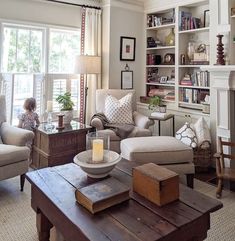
(0, 95, 34, 191)
(90, 89, 154, 153)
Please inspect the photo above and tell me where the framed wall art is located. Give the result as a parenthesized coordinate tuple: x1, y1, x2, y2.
(121, 70, 133, 89)
(120, 36, 136, 61)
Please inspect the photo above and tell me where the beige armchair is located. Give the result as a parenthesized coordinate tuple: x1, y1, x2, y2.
(90, 89, 154, 153)
(0, 95, 34, 191)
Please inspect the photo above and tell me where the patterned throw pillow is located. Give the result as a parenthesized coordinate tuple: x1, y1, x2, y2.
(104, 93, 134, 124)
(194, 117, 211, 147)
(175, 122, 197, 148)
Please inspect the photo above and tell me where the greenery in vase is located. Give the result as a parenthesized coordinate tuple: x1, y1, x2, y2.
(56, 92, 74, 111)
(148, 96, 163, 111)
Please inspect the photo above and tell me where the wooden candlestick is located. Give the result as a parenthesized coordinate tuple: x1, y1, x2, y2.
(57, 114, 65, 129)
(215, 34, 225, 65)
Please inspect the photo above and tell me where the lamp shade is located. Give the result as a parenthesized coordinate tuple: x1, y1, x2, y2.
(74, 55, 101, 74)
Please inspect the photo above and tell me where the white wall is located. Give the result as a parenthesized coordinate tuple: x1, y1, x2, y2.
(0, 0, 81, 27)
(102, 1, 145, 99)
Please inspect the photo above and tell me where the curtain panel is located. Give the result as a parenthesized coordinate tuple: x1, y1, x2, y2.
(80, 7, 102, 124)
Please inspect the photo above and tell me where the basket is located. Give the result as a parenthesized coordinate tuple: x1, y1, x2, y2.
(193, 140, 212, 172)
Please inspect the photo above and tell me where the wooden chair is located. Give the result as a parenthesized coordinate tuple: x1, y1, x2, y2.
(215, 137, 235, 198)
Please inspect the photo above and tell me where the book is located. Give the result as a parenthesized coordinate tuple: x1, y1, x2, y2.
(75, 177, 130, 214)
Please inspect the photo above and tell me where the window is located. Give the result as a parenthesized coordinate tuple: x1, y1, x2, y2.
(0, 22, 81, 125)
(49, 29, 80, 73)
(2, 25, 43, 73)
(46, 74, 80, 115)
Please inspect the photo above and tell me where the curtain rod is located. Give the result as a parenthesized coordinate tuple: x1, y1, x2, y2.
(46, 0, 101, 10)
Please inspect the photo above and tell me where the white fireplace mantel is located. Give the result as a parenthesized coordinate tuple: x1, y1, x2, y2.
(201, 66, 235, 90)
(201, 65, 235, 167)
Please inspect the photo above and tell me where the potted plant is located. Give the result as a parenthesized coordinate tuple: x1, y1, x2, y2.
(148, 95, 166, 113)
(56, 92, 75, 124)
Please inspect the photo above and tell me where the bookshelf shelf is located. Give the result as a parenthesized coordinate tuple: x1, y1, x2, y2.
(145, 2, 210, 115)
(179, 65, 210, 68)
(146, 23, 175, 30)
(146, 65, 175, 68)
(179, 85, 210, 89)
(147, 46, 175, 50)
(179, 27, 209, 34)
(147, 83, 175, 87)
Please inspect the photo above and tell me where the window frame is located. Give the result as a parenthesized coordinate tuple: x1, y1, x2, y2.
(0, 19, 81, 124)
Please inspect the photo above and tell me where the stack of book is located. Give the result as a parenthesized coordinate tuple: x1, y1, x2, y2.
(180, 71, 209, 87)
(147, 37, 157, 48)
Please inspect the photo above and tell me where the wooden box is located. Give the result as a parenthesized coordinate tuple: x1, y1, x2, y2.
(133, 163, 179, 206)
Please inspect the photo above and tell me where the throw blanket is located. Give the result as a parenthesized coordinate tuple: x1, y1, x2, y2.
(90, 113, 134, 139)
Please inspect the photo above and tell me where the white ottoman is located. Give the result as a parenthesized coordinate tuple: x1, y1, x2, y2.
(121, 136, 195, 188)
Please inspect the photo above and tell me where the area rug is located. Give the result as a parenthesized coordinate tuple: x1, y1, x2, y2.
(0, 177, 235, 241)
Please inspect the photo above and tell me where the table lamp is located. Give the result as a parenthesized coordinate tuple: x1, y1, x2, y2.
(74, 55, 101, 123)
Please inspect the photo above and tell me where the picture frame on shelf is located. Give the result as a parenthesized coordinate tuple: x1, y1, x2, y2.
(120, 36, 136, 61)
(160, 76, 168, 84)
(121, 70, 133, 89)
(204, 10, 210, 27)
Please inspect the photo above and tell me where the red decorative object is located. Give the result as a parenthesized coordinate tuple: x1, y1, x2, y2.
(215, 34, 225, 65)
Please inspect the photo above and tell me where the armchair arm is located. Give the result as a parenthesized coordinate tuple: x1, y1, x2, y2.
(90, 117, 104, 131)
(133, 111, 154, 129)
(1, 122, 34, 146)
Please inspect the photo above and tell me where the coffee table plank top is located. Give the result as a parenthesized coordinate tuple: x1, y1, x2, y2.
(116, 160, 223, 214)
(26, 160, 223, 241)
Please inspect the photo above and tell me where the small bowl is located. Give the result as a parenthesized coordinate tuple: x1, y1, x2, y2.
(73, 150, 121, 178)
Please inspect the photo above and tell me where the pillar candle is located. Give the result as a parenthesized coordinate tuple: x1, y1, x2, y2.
(92, 139, 104, 163)
(47, 101, 53, 112)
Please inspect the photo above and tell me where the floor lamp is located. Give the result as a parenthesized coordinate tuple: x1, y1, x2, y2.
(74, 55, 101, 123)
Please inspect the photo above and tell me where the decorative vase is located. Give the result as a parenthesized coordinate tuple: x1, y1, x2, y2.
(187, 42, 195, 63)
(165, 28, 175, 46)
(159, 105, 167, 113)
(62, 110, 73, 124)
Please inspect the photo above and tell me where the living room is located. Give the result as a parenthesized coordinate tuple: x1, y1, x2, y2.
(0, 0, 235, 240)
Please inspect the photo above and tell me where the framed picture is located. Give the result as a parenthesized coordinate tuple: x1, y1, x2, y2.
(120, 36, 136, 61)
(160, 76, 168, 84)
(204, 10, 210, 27)
(121, 71, 133, 89)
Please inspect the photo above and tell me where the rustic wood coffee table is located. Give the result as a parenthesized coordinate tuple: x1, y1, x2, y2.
(26, 160, 222, 241)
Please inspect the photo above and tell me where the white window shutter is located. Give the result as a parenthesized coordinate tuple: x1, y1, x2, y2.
(33, 74, 44, 115)
(1, 73, 13, 122)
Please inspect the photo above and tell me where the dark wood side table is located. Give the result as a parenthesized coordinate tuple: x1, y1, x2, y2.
(149, 113, 175, 136)
(32, 120, 93, 169)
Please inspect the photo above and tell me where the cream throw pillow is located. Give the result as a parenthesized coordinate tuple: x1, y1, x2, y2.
(194, 117, 211, 147)
(176, 122, 197, 148)
(104, 93, 133, 124)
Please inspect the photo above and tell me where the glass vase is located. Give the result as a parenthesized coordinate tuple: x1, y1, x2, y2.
(86, 132, 110, 163)
(165, 28, 175, 46)
(187, 42, 195, 63)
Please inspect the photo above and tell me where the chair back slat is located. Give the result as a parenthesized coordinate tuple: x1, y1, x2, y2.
(221, 141, 235, 147)
(223, 153, 235, 160)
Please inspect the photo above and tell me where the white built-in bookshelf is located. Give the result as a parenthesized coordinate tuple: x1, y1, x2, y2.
(145, 0, 210, 115)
